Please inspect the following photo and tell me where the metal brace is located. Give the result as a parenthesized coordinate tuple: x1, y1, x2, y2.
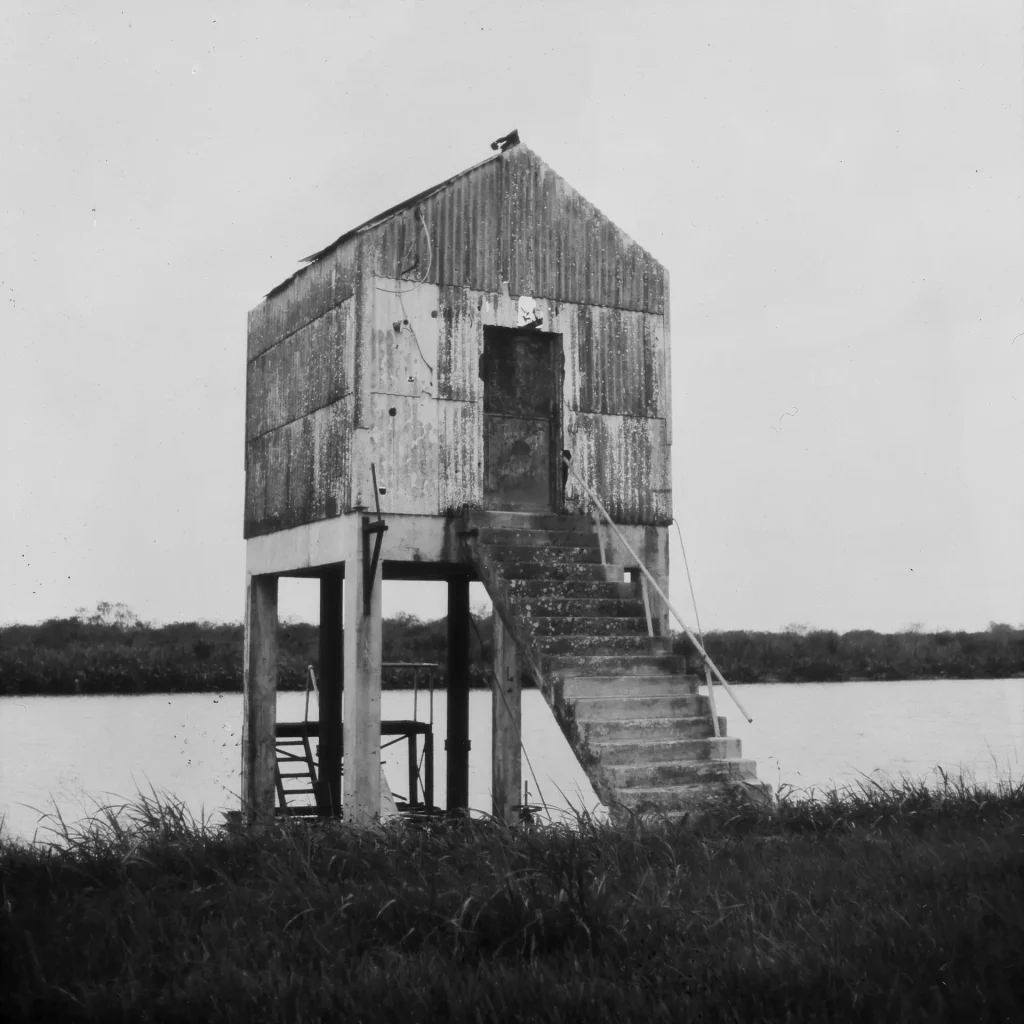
(363, 463, 388, 615)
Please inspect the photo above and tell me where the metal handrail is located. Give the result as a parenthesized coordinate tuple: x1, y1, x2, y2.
(562, 456, 753, 723)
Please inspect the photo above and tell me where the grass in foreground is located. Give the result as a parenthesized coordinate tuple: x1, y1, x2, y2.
(2, 775, 1023, 1022)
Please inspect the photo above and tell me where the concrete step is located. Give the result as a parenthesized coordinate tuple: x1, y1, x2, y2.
(466, 511, 593, 532)
(565, 675, 701, 699)
(499, 562, 623, 582)
(573, 694, 712, 721)
(592, 736, 742, 765)
(580, 714, 718, 743)
(605, 759, 758, 789)
(547, 653, 687, 677)
(477, 528, 600, 550)
(507, 579, 636, 600)
(513, 596, 645, 618)
(531, 616, 648, 636)
(483, 545, 603, 565)
(612, 782, 754, 814)
(536, 634, 671, 656)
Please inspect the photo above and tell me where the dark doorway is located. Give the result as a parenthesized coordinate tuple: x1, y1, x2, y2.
(481, 327, 561, 511)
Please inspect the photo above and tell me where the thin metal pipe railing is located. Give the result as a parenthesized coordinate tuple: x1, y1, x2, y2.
(563, 455, 753, 723)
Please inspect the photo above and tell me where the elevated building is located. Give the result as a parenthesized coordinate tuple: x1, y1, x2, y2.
(242, 137, 762, 825)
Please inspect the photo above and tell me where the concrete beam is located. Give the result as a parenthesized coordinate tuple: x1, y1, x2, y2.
(245, 512, 466, 577)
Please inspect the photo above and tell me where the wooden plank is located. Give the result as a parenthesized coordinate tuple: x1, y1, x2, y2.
(446, 575, 471, 813)
(491, 610, 522, 824)
(343, 517, 383, 824)
(318, 568, 343, 816)
(241, 573, 278, 823)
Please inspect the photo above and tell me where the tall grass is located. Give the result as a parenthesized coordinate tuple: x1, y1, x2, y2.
(3, 775, 1022, 1021)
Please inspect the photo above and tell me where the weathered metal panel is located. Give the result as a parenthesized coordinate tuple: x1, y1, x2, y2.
(365, 393, 438, 515)
(567, 413, 672, 525)
(368, 277, 439, 398)
(571, 306, 666, 419)
(248, 245, 357, 361)
(437, 285, 484, 402)
(246, 299, 355, 440)
(244, 398, 352, 538)
(438, 399, 483, 514)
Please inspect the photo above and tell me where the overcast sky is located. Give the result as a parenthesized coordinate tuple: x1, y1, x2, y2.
(2, 1, 1022, 633)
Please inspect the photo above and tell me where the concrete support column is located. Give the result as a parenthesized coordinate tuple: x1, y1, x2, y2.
(343, 522, 383, 825)
(318, 567, 343, 816)
(491, 611, 522, 823)
(241, 573, 278, 823)
(446, 575, 471, 813)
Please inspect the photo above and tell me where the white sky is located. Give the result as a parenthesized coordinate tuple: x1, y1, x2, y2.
(2, 1, 1022, 633)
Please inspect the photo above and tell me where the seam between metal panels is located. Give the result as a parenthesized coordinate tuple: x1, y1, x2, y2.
(245, 393, 354, 444)
(246, 301, 352, 365)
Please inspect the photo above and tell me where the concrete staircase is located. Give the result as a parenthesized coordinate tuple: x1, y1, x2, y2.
(460, 510, 767, 820)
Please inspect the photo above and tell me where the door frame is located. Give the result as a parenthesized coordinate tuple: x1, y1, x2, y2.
(481, 325, 565, 513)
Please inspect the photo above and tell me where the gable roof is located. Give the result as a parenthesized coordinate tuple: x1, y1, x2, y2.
(261, 140, 666, 318)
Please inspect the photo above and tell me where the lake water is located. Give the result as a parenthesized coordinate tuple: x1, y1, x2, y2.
(1, 679, 1021, 844)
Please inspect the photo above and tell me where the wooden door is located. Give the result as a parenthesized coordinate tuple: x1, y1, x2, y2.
(482, 328, 559, 511)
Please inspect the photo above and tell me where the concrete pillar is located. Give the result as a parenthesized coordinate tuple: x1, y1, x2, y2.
(491, 611, 522, 823)
(318, 567, 343, 816)
(241, 573, 278, 823)
(446, 575, 471, 813)
(343, 520, 383, 825)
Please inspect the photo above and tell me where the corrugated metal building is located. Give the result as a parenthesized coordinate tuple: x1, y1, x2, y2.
(244, 140, 672, 538)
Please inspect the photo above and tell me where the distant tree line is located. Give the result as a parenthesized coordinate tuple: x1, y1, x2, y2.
(0, 604, 494, 697)
(674, 623, 1024, 683)
(0, 603, 1020, 696)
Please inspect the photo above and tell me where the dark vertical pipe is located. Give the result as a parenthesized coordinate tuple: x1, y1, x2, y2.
(446, 574, 471, 813)
(318, 568, 343, 817)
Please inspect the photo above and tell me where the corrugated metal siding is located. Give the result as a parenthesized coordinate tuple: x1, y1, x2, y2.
(244, 398, 352, 538)
(246, 301, 355, 440)
(571, 306, 666, 418)
(368, 279, 439, 397)
(367, 393, 438, 514)
(437, 285, 484, 402)
(248, 243, 359, 362)
(568, 413, 672, 526)
(438, 399, 483, 513)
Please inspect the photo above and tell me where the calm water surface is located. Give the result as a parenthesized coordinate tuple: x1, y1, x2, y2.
(1, 680, 1021, 843)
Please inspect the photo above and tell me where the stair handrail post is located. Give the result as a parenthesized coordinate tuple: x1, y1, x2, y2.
(561, 456, 753, 724)
(304, 664, 318, 726)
